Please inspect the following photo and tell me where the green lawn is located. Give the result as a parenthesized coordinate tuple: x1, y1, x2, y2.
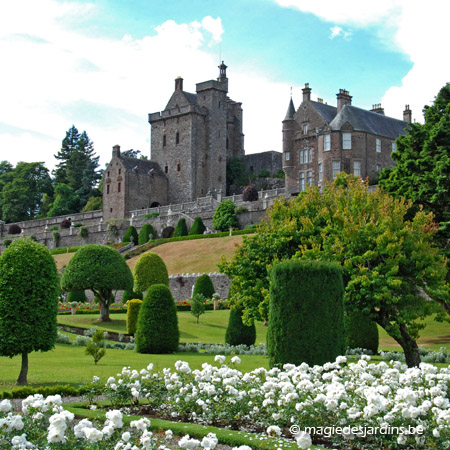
(58, 310, 269, 345)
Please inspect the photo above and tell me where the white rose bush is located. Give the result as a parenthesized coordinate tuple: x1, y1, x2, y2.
(3, 355, 450, 449)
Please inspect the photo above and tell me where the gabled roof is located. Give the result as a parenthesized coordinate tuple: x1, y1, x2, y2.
(184, 91, 198, 105)
(120, 156, 166, 177)
(329, 105, 408, 139)
(310, 101, 337, 123)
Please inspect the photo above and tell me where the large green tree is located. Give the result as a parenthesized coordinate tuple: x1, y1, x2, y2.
(220, 175, 449, 367)
(61, 245, 133, 321)
(0, 238, 59, 385)
(47, 183, 80, 217)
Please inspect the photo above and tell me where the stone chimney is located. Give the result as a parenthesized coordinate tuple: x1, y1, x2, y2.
(403, 105, 412, 122)
(337, 89, 352, 112)
(302, 83, 311, 102)
(175, 76, 183, 91)
(112, 144, 120, 158)
(371, 103, 385, 115)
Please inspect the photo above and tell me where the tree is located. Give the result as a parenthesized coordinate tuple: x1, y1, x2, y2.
(193, 274, 215, 299)
(189, 217, 206, 235)
(225, 306, 256, 347)
(0, 161, 14, 220)
(226, 157, 248, 194)
(133, 252, 169, 294)
(220, 174, 449, 367)
(0, 238, 59, 385)
(47, 184, 80, 217)
(213, 199, 239, 231)
(85, 329, 106, 365)
(61, 245, 133, 321)
(173, 218, 188, 237)
(190, 293, 206, 324)
(81, 195, 102, 212)
(1, 162, 53, 222)
(138, 224, 156, 245)
(123, 226, 138, 244)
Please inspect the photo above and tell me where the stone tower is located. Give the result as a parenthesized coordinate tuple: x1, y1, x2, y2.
(148, 62, 244, 204)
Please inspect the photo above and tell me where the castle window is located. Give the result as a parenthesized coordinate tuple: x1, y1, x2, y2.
(218, 176, 222, 182)
(376, 138, 381, 153)
(218, 101, 221, 108)
(392, 142, 397, 152)
(376, 164, 382, 172)
(308, 148, 312, 162)
(219, 156, 222, 162)
(163, 135, 166, 147)
(299, 150, 304, 164)
(307, 170, 312, 186)
(165, 165, 168, 174)
(226, 138, 229, 149)
(324, 134, 331, 151)
(107, 184, 110, 194)
(299, 172, 305, 192)
(332, 160, 341, 179)
(118, 182, 121, 192)
(343, 133, 352, 150)
(303, 124, 308, 134)
(176, 132, 180, 144)
(285, 151, 290, 161)
(177, 163, 181, 172)
(354, 160, 361, 177)
(108, 171, 110, 177)
(110, 208, 113, 213)
(118, 169, 121, 175)
(318, 163, 323, 183)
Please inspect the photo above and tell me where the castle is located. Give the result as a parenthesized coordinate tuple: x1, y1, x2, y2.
(282, 83, 410, 196)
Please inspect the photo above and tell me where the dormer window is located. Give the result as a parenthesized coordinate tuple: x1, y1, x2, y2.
(303, 124, 308, 134)
(343, 133, 352, 150)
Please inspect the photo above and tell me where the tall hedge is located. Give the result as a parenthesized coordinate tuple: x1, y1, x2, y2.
(126, 299, 143, 335)
(122, 289, 143, 304)
(173, 218, 188, 237)
(345, 309, 379, 354)
(138, 224, 156, 245)
(133, 252, 169, 293)
(67, 290, 87, 304)
(123, 226, 138, 244)
(225, 307, 256, 346)
(193, 274, 215, 299)
(135, 284, 179, 353)
(189, 217, 206, 236)
(267, 259, 345, 367)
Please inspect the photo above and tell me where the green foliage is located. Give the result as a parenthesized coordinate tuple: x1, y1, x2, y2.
(267, 259, 345, 367)
(126, 299, 143, 335)
(52, 230, 60, 242)
(213, 199, 239, 231)
(220, 174, 449, 367)
(133, 252, 169, 293)
(189, 217, 206, 236)
(0, 238, 59, 384)
(2, 239, 12, 248)
(67, 290, 87, 304)
(162, 227, 174, 238)
(257, 169, 270, 178)
(226, 157, 247, 191)
(78, 226, 88, 238)
(47, 183, 80, 217)
(345, 309, 379, 354)
(193, 274, 215, 299)
(135, 284, 179, 353)
(173, 218, 188, 237)
(190, 293, 206, 324)
(236, 206, 248, 214)
(85, 329, 106, 364)
(81, 195, 102, 212)
(123, 226, 138, 244)
(122, 289, 143, 303)
(138, 223, 156, 245)
(107, 222, 119, 237)
(143, 212, 159, 219)
(225, 307, 256, 347)
(60, 244, 133, 321)
(276, 170, 285, 179)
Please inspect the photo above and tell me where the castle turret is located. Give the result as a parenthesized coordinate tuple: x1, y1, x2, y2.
(282, 95, 296, 194)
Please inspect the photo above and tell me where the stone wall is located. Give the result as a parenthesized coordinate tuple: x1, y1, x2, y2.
(242, 151, 282, 177)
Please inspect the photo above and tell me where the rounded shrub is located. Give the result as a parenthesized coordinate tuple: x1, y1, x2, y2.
(212, 199, 239, 231)
(78, 226, 88, 238)
(242, 186, 258, 202)
(138, 224, 156, 245)
(122, 289, 143, 304)
(8, 224, 21, 235)
(162, 227, 174, 238)
(345, 309, 379, 354)
(67, 290, 87, 304)
(60, 219, 71, 229)
(123, 226, 138, 244)
(267, 259, 345, 367)
(126, 299, 143, 335)
(225, 307, 256, 346)
(133, 252, 169, 294)
(173, 218, 188, 237)
(135, 284, 179, 353)
(193, 274, 215, 299)
(189, 217, 206, 236)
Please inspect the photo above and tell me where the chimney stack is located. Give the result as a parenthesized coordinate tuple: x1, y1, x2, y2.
(302, 83, 311, 103)
(403, 105, 412, 122)
(337, 89, 352, 112)
(371, 104, 385, 115)
(175, 76, 183, 91)
(112, 145, 120, 158)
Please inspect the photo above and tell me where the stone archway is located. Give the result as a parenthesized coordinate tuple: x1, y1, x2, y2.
(150, 202, 161, 207)
(162, 226, 174, 238)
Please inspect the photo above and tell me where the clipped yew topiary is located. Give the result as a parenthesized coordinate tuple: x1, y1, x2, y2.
(138, 224, 156, 245)
(267, 259, 345, 367)
(135, 284, 179, 353)
(123, 226, 138, 244)
(189, 217, 206, 236)
(133, 252, 169, 294)
(122, 289, 143, 304)
(192, 274, 215, 299)
(225, 307, 256, 346)
(8, 224, 21, 235)
(242, 185, 258, 202)
(67, 290, 87, 304)
(126, 299, 143, 335)
(173, 218, 188, 237)
(345, 309, 379, 354)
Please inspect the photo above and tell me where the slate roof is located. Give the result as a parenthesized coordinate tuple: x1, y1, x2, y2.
(311, 101, 337, 123)
(120, 156, 166, 177)
(183, 91, 198, 105)
(284, 98, 295, 120)
(329, 105, 408, 139)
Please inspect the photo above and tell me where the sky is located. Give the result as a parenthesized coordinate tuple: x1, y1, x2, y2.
(1, 0, 449, 172)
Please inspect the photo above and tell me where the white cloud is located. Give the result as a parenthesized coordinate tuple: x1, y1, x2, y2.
(329, 26, 352, 41)
(274, 0, 450, 123)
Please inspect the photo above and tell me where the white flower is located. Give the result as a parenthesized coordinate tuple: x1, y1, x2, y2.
(122, 431, 131, 442)
(106, 409, 124, 428)
(295, 431, 312, 449)
(0, 400, 12, 412)
(84, 427, 104, 443)
(231, 356, 241, 365)
(179, 435, 201, 449)
(201, 433, 218, 449)
(266, 425, 282, 437)
(214, 355, 226, 365)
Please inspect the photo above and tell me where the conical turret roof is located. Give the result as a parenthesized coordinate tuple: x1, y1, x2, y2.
(284, 97, 295, 120)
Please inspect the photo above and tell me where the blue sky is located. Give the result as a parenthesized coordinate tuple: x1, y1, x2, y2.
(0, 0, 448, 171)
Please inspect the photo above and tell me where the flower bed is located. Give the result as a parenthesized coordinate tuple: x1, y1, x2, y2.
(80, 356, 450, 449)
